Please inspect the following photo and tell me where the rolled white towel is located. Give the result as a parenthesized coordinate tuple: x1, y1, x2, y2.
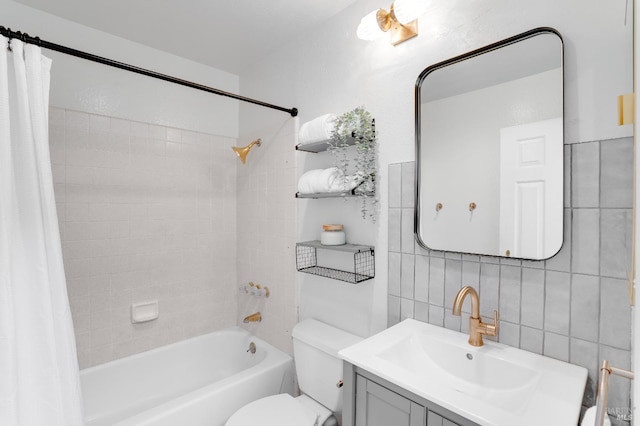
(327, 173, 359, 193)
(299, 114, 337, 145)
(312, 167, 342, 193)
(297, 169, 323, 194)
(298, 167, 357, 194)
(581, 406, 611, 426)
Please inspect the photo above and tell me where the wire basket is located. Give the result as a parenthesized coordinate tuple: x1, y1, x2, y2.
(295, 241, 375, 284)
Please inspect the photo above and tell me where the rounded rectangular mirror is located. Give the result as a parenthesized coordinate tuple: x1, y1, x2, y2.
(415, 28, 564, 260)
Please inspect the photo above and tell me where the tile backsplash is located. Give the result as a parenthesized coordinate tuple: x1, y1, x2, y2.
(388, 137, 632, 423)
(49, 107, 238, 368)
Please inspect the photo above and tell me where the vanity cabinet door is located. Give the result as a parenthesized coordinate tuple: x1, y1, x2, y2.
(427, 410, 462, 426)
(355, 375, 425, 426)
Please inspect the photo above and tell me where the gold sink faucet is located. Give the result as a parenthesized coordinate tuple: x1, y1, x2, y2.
(452, 286, 498, 347)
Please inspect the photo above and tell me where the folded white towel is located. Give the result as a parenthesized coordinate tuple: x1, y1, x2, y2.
(581, 406, 611, 426)
(297, 169, 322, 194)
(298, 167, 359, 194)
(299, 114, 337, 145)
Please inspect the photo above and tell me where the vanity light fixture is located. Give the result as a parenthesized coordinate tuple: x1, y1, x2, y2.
(357, 0, 428, 46)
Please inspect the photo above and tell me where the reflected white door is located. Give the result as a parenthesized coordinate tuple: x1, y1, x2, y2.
(499, 118, 563, 258)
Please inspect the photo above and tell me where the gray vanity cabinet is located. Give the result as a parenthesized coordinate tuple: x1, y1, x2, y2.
(355, 375, 425, 426)
(427, 412, 462, 426)
(343, 362, 479, 426)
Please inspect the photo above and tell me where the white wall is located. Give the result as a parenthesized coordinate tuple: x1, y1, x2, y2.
(2, 0, 239, 137)
(239, 0, 633, 338)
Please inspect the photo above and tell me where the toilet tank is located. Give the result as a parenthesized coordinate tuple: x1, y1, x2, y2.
(292, 318, 362, 414)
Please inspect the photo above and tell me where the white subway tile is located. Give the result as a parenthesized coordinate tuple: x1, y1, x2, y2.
(130, 121, 149, 137)
(89, 114, 110, 133)
(57, 108, 245, 366)
(148, 124, 167, 139)
(65, 110, 89, 128)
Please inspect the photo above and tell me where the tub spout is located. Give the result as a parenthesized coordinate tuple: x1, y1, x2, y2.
(243, 312, 262, 323)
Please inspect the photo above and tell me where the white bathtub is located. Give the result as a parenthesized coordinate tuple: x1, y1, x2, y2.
(80, 327, 294, 426)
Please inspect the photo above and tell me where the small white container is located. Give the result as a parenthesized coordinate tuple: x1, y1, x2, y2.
(321, 224, 346, 245)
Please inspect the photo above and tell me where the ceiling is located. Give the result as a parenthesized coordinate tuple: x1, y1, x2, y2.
(14, 0, 359, 75)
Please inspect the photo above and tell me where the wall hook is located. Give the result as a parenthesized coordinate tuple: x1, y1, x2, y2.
(435, 202, 443, 212)
(469, 202, 477, 211)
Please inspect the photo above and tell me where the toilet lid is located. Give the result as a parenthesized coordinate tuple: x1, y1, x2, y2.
(225, 394, 318, 426)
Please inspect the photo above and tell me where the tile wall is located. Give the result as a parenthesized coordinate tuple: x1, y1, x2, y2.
(49, 107, 238, 368)
(236, 120, 298, 354)
(388, 137, 633, 425)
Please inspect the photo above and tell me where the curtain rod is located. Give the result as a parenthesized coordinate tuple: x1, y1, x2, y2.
(0, 26, 298, 117)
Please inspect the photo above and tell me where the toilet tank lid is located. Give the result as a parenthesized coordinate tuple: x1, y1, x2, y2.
(292, 318, 363, 357)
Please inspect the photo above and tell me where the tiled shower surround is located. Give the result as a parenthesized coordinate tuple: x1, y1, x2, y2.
(388, 137, 633, 424)
(49, 107, 238, 368)
(236, 121, 298, 354)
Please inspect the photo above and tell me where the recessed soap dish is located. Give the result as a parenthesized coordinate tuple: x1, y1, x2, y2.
(131, 300, 159, 323)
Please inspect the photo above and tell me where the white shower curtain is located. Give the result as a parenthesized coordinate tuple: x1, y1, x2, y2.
(0, 37, 84, 425)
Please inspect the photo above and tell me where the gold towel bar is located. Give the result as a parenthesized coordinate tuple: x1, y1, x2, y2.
(594, 359, 633, 425)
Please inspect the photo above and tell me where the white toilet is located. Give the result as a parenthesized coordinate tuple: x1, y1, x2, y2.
(225, 318, 362, 426)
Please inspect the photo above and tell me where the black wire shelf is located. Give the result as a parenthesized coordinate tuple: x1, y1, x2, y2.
(296, 241, 375, 284)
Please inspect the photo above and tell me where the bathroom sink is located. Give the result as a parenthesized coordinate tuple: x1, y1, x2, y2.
(339, 319, 587, 426)
(375, 329, 540, 412)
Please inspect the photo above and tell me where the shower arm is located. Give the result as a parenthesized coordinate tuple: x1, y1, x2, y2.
(246, 140, 261, 150)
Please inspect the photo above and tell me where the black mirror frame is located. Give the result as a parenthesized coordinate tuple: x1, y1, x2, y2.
(414, 27, 565, 259)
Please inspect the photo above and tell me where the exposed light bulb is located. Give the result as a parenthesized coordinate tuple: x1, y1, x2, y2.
(357, 9, 386, 40)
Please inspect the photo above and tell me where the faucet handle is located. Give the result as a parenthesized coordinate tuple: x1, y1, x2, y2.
(492, 310, 499, 335)
(479, 310, 499, 338)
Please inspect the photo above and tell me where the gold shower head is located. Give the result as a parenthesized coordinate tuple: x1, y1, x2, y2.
(232, 139, 262, 164)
